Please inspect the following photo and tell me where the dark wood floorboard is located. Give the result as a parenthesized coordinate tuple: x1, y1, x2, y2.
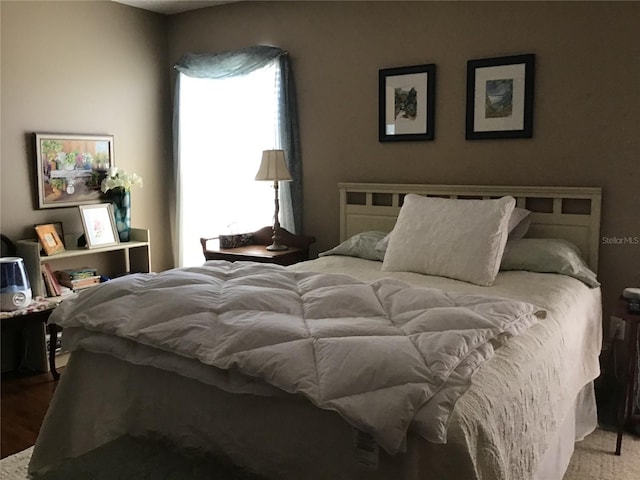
(1, 370, 59, 459)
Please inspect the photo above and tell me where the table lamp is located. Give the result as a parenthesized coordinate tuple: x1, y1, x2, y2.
(255, 149, 292, 251)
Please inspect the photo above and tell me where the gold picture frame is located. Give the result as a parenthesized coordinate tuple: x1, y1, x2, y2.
(34, 223, 66, 256)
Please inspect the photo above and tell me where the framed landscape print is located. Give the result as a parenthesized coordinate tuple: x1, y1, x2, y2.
(465, 54, 535, 140)
(35, 133, 114, 209)
(379, 64, 436, 142)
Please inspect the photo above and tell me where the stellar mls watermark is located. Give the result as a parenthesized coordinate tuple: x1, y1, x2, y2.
(601, 236, 639, 245)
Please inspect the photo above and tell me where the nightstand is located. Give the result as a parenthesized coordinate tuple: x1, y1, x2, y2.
(1, 298, 60, 379)
(200, 227, 315, 267)
(615, 297, 640, 455)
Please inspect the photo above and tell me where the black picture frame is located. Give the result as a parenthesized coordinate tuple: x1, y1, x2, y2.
(379, 64, 436, 142)
(465, 54, 535, 140)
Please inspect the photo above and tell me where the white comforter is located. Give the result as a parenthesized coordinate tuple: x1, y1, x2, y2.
(51, 261, 543, 454)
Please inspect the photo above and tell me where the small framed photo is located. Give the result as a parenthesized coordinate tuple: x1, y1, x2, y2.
(379, 64, 436, 142)
(466, 54, 535, 140)
(34, 223, 66, 256)
(34, 221, 65, 248)
(35, 133, 115, 209)
(78, 203, 120, 248)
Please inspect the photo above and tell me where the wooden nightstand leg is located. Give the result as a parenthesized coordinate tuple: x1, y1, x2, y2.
(616, 383, 626, 455)
(48, 323, 60, 381)
(615, 320, 639, 455)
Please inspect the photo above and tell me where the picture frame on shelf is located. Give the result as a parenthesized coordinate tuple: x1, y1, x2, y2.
(34, 221, 65, 248)
(465, 54, 535, 140)
(78, 203, 120, 249)
(379, 64, 436, 142)
(35, 133, 114, 209)
(34, 223, 66, 256)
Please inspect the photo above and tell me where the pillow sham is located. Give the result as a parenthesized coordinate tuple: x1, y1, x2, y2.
(381, 194, 515, 286)
(375, 232, 391, 255)
(500, 238, 600, 287)
(375, 206, 531, 257)
(318, 231, 387, 261)
(508, 207, 531, 240)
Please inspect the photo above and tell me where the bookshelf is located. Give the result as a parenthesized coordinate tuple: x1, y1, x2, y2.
(14, 228, 151, 374)
(16, 228, 151, 298)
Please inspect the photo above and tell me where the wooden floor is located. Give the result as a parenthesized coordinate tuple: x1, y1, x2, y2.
(0, 370, 59, 459)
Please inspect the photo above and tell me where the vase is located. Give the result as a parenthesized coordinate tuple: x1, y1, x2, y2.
(108, 188, 131, 242)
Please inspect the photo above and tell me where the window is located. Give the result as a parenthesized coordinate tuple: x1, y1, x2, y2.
(173, 47, 301, 268)
(177, 61, 280, 267)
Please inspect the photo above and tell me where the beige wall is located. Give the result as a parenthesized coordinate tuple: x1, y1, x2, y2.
(0, 0, 174, 272)
(168, 1, 639, 319)
(1, 1, 638, 323)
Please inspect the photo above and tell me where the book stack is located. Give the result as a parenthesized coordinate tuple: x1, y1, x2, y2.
(41, 263, 73, 298)
(54, 267, 101, 292)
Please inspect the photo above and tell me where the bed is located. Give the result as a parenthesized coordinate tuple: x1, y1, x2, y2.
(29, 183, 603, 480)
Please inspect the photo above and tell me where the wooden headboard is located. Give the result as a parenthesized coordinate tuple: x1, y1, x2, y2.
(339, 183, 602, 273)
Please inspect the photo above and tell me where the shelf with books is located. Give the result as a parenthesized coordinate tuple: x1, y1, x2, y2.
(53, 267, 101, 292)
(13, 228, 151, 376)
(16, 228, 151, 298)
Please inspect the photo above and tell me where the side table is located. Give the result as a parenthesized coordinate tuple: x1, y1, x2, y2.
(200, 227, 315, 267)
(202, 244, 308, 266)
(1, 298, 61, 380)
(615, 297, 640, 455)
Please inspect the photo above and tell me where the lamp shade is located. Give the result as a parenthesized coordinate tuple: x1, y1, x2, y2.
(255, 150, 292, 181)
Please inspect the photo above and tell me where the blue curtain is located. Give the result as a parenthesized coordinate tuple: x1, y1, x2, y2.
(172, 46, 303, 248)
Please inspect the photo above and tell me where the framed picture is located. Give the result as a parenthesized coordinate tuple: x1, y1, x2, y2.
(34, 223, 66, 256)
(78, 203, 120, 248)
(34, 221, 65, 248)
(379, 64, 436, 142)
(465, 54, 535, 140)
(35, 133, 114, 209)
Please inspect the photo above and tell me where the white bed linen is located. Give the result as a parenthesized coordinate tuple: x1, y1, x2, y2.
(291, 257, 603, 477)
(39, 263, 543, 453)
(30, 257, 602, 480)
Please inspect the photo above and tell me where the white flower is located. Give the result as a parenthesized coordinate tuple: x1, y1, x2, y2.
(101, 167, 143, 193)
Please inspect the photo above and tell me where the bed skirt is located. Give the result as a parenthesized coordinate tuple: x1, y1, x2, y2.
(30, 351, 597, 480)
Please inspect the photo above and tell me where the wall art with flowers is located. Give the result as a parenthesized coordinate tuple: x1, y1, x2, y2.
(35, 133, 115, 209)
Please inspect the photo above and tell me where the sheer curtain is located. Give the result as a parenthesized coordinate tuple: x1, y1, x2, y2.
(172, 46, 302, 267)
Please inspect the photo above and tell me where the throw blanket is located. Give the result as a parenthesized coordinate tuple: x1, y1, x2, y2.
(50, 261, 544, 454)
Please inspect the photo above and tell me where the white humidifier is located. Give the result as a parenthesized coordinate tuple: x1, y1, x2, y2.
(1, 257, 32, 311)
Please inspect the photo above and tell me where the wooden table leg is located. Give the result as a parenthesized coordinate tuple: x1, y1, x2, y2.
(615, 319, 639, 455)
(48, 323, 60, 381)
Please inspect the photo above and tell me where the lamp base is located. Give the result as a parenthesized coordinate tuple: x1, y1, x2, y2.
(266, 243, 288, 251)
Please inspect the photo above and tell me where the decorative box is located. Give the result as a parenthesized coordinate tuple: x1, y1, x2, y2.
(219, 233, 253, 249)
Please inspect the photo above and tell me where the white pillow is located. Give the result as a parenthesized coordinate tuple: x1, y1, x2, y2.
(381, 194, 515, 286)
(375, 206, 530, 258)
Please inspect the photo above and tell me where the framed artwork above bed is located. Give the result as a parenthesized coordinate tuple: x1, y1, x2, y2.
(465, 54, 535, 140)
(379, 64, 436, 142)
